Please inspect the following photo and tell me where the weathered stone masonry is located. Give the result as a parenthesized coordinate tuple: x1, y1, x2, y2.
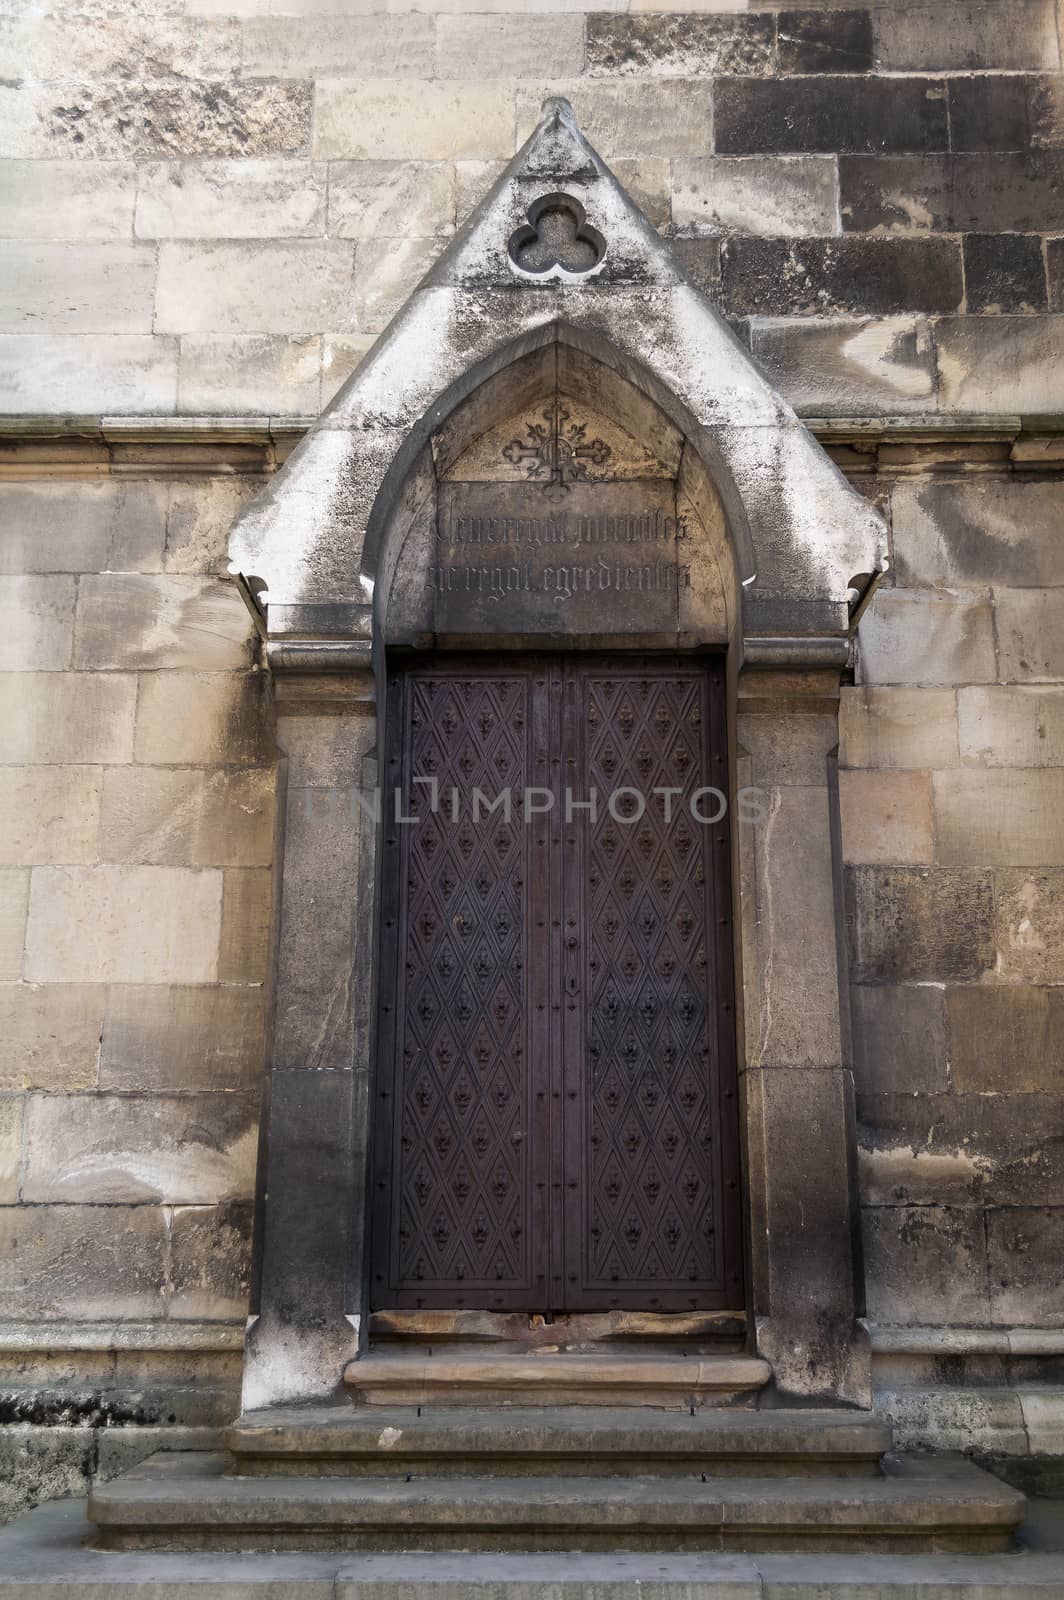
(0, 0, 1063, 1519)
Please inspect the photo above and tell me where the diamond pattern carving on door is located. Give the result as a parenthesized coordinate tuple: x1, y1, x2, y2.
(373, 666, 543, 1308)
(373, 657, 741, 1313)
(563, 667, 735, 1306)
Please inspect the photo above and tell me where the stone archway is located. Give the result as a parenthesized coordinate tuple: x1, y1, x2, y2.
(230, 98, 885, 1414)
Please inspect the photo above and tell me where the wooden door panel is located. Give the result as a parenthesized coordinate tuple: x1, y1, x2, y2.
(560, 662, 743, 1310)
(372, 662, 549, 1309)
(372, 655, 742, 1314)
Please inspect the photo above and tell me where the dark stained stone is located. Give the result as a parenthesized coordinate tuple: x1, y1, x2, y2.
(671, 236, 722, 295)
(1028, 74, 1064, 149)
(840, 151, 1064, 232)
(859, 1092, 1064, 1207)
(715, 75, 949, 154)
(171, 1200, 254, 1320)
(721, 236, 963, 316)
(850, 983, 948, 1096)
(964, 233, 1047, 313)
(846, 866, 995, 983)
(585, 13, 775, 77)
(862, 1204, 990, 1324)
(987, 1207, 1064, 1325)
(949, 75, 1031, 153)
(777, 9, 874, 74)
(1046, 237, 1064, 310)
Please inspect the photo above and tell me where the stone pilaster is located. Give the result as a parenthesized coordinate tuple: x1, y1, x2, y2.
(736, 666, 870, 1408)
(241, 664, 379, 1412)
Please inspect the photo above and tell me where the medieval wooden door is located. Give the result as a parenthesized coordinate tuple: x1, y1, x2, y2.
(371, 656, 743, 1313)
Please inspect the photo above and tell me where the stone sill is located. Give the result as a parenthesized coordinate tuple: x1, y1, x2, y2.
(0, 1320, 244, 1354)
(867, 1325, 1064, 1357)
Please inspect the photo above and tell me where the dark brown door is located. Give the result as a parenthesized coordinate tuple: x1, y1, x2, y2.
(371, 656, 742, 1313)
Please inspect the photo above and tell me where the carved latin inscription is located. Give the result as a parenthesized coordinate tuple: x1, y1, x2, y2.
(434, 480, 690, 635)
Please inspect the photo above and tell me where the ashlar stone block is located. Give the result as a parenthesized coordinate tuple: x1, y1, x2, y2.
(315, 81, 514, 161)
(0, 334, 177, 414)
(21, 1092, 258, 1205)
(354, 236, 447, 334)
(24, 865, 223, 985)
(862, 1204, 991, 1325)
(994, 869, 1064, 983)
(0, 1203, 167, 1320)
(0, 767, 102, 867)
(959, 686, 1064, 768)
(515, 78, 714, 159)
(0, 480, 167, 576)
(218, 867, 272, 985)
(987, 1208, 1064, 1326)
(73, 576, 251, 672)
(874, 0, 1060, 71)
(857, 590, 996, 688)
(98, 767, 275, 869)
(995, 589, 1064, 683)
(0, 576, 74, 671)
(0, 983, 103, 1091)
(135, 159, 325, 241)
(0, 870, 28, 981)
(437, 14, 584, 78)
(948, 984, 1064, 1094)
(100, 984, 265, 1093)
(328, 161, 455, 240)
(0, 160, 136, 242)
(242, 13, 434, 76)
(935, 315, 1064, 413)
(585, 12, 774, 76)
(851, 983, 948, 1096)
(170, 1200, 253, 1321)
(0, 673, 136, 765)
(0, 1097, 21, 1203)
(673, 155, 838, 238)
(838, 769, 933, 866)
(134, 669, 272, 767)
(0, 243, 156, 335)
(847, 865, 994, 982)
(155, 241, 355, 336)
(164, 478, 260, 576)
(891, 479, 1064, 590)
(933, 769, 1064, 867)
(2, 80, 311, 162)
(839, 686, 959, 770)
(750, 316, 936, 416)
(178, 333, 322, 416)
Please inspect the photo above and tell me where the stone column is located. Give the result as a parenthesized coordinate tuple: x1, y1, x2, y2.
(736, 666, 870, 1408)
(241, 664, 379, 1413)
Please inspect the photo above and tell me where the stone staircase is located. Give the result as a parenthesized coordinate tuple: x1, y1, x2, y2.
(85, 1350, 1026, 1556)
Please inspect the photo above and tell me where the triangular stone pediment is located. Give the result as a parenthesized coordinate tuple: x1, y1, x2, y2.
(229, 97, 887, 658)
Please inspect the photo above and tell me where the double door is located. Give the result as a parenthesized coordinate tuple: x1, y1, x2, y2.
(371, 656, 742, 1312)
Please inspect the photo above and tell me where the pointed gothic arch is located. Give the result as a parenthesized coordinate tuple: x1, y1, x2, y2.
(233, 98, 880, 1417)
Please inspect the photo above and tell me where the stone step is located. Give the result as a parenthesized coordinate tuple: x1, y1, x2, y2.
(8, 1498, 1064, 1600)
(343, 1350, 772, 1408)
(88, 1450, 1026, 1554)
(225, 1404, 893, 1478)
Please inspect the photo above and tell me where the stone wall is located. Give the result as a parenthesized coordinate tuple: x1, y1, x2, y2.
(1, 0, 1064, 420)
(1, 0, 1063, 1509)
(0, 462, 272, 1514)
(839, 451, 1064, 1449)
